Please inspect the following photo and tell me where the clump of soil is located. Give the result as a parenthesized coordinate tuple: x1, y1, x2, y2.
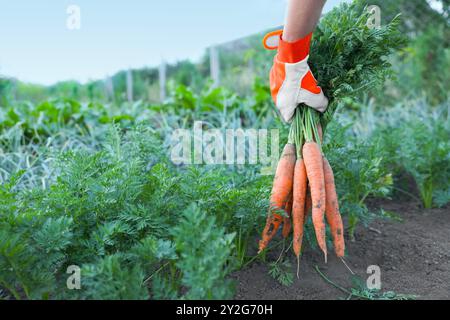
(232, 200, 450, 300)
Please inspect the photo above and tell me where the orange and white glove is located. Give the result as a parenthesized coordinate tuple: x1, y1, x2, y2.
(263, 30, 328, 122)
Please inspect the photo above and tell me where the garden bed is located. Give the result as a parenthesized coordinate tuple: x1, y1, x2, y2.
(233, 199, 450, 300)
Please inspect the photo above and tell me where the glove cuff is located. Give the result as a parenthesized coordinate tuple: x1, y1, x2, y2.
(278, 32, 312, 63)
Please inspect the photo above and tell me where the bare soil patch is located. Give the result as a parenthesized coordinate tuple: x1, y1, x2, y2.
(233, 200, 450, 300)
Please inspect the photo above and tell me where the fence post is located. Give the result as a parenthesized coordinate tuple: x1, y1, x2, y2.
(210, 46, 220, 88)
(105, 76, 114, 102)
(126, 68, 133, 102)
(159, 60, 166, 102)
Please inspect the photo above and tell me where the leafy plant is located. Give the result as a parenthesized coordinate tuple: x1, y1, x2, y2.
(80, 255, 149, 300)
(172, 204, 236, 299)
(348, 275, 416, 300)
(268, 258, 294, 287)
(0, 125, 269, 299)
(324, 122, 393, 238)
(308, 0, 406, 127)
(371, 101, 450, 208)
(396, 120, 450, 208)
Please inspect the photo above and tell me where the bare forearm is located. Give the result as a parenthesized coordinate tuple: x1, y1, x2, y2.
(283, 0, 326, 42)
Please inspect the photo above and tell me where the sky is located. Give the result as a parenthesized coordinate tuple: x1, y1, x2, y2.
(0, 0, 344, 85)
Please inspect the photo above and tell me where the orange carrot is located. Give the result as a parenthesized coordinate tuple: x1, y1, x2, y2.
(259, 143, 296, 252)
(323, 157, 345, 257)
(292, 159, 307, 257)
(304, 185, 312, 222)
(302, 141, 327, 261)
(282, 193, 293, 238)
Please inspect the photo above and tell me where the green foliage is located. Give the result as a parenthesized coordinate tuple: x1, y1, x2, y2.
(268, 258, 294, 287)
(324, 122, 393, 237)
(372, 102, 450, 208)
(80, 255, 149, 300)
(348, 275, 416, 300)
(308, 0, 406, 125)
(0, 126, 269, 299)
(0, 78, 14, 106)
(395, 25, 450, 105)
(397, 120, 450, 208)
(0, 98, 141, 140)
(173, 204, 236, 299)
(357, 0, 449, 35)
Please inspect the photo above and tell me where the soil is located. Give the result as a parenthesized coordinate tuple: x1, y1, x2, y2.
(232, 199, 450, 300)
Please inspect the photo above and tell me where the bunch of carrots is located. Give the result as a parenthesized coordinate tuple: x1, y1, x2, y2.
(258, 1, 405, 276)
(259, 106, 344, 272)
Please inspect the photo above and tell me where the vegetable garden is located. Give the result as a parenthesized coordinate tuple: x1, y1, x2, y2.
(0, 0, 449, 300)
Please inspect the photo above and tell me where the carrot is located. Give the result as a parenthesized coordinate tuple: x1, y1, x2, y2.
(304, 123, 320, 221)
(304, 185, 312, 222)
(302, 141, 327, 261)
(282, 193, 293, 238)
(292, 159, 307, 258)
(323, 157, 345, 257)
(259, 143, 296, 252)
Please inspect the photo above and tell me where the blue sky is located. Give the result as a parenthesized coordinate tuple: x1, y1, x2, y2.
(0, 0, 344, 85)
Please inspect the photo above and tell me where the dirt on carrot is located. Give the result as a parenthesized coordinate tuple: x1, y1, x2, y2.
(323, 157, 345, 258)
(302, 141, 327, 262)
(282, 193, 293, 238)
(259, 143, 296, 253)
(292, 158, 307, 258)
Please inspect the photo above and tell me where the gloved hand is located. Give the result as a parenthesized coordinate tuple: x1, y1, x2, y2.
(263, 30, 328, 122)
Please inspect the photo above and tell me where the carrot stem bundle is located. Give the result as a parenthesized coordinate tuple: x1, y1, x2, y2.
(259, 105, 345, 276)
(259, 106, 345, 271)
